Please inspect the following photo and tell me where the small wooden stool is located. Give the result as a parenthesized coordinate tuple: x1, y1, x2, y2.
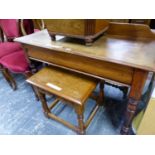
(27, 66, 103, 134)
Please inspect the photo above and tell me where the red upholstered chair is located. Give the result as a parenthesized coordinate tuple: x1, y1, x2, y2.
(0, 19, 41, 91)
(0, 43, 29, 73)
(0, 42, 29, 89)
(0, 19, 20, 41)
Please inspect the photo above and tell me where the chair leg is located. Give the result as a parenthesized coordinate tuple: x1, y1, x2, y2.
(75, 106, 85, 135)
(1, 68, 17, 90)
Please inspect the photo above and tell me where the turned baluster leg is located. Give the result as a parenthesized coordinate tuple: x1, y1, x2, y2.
(121, 69, 148, 135)
(75, 105, 85, 135)
(121, 98, 139, 134)
(37, 88, 50, 118)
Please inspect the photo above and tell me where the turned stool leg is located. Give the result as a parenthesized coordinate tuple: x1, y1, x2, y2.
(75, 106, 85, 134)
(31, 85, 40, 101)
(77, 114, 85, 135)
(37, 89, 50, 118)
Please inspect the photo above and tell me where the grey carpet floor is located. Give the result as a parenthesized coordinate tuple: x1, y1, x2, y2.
(0, 72, 124, 135)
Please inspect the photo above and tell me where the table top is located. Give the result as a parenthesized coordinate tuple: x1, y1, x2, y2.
(27, 66, 97, 105)
(15, 29, 155, 72)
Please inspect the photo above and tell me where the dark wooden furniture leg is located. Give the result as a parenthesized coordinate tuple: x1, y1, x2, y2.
(121, 69, 148, 134)
(0, 66, 17, 90)
(37, 88, 50, 117)
(75, 105, 85, 135)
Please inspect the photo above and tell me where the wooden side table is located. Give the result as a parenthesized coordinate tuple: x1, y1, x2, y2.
(27, 66, 103, 134)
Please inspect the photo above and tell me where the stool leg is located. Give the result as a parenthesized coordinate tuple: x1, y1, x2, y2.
(75, 106, 85, 135)
(31, 85, 40, 101)
(37, 89, 50, 118)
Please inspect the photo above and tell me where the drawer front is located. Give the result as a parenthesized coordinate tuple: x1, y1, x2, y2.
(25, 45, 134, 85)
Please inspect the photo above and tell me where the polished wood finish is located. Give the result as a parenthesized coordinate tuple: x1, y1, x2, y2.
(15, 28, 155, 72)
(27, 66, 100, 134)
(43, 19, 109, 45)
(24, 45, 133, 85)
(107, 22, 155, 39)
(15, 22, 155, 134)
(121, 69, 148, 134)
(27, 66, 97, 105)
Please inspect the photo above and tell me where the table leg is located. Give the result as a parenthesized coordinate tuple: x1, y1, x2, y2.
(121, 69, 148, 134)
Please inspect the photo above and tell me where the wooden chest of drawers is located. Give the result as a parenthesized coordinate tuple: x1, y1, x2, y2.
(43, 19, 109, 45)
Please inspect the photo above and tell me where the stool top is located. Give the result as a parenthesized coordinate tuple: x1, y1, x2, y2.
(27, 66, 98, 105)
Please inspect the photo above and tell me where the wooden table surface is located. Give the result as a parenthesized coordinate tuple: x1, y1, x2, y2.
(14, 22, 155, 134)
(15, 29, 155, 72)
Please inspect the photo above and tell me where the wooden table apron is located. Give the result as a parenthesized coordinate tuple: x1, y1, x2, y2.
(23, 43, 148, 135)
